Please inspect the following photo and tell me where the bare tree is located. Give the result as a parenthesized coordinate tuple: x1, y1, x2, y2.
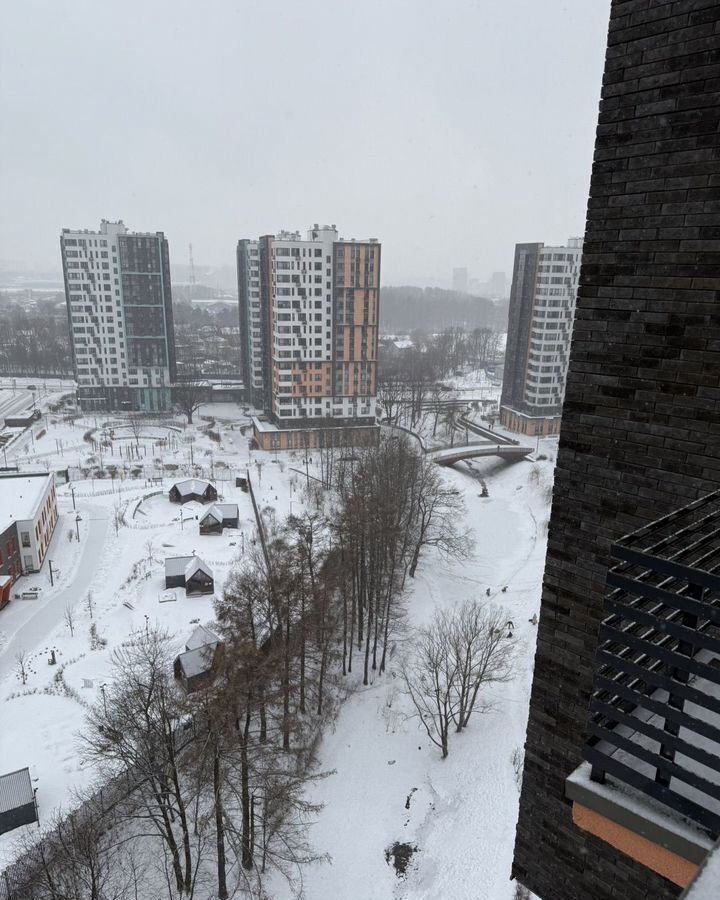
(85, 590, 94, 620)
(81, 628, 198, 896)
(447, 600, 517, 732)
(441, 407, 458, 447)
(406, 458, 472, 579)
(401, 619, 457, 758)
(127, 413, 144, 448)
(174, 379, 204, 425)
(144, 538, 156, 565)
(64, 603, 76, 637)
(430, 382, 450, 436)
(7, 791, 145, 900)
(15, 649, 30, 685)
(377, 376, 405, 426)
(402, 600, 517, 757)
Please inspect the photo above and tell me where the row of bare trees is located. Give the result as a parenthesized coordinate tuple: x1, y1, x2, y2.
(333, 435, 470, 686)
(377, 326, 502, 430)
(0, 296, 73, 376)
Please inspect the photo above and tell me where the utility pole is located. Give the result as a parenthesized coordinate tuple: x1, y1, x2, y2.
(49, 559, 54, 587)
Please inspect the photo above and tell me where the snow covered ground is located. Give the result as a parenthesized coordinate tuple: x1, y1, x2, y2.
(266, 452, 554, 900)
(0, 398, 554, 899)
(0, 402, 314, 867)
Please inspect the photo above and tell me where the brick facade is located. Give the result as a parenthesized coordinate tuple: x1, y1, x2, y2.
(512, 2, 720, 899)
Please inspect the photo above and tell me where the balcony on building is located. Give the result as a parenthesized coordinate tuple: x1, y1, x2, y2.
(566, 490, 720, 890)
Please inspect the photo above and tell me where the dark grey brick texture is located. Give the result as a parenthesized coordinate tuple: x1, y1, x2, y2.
(512, 2, 720, 898)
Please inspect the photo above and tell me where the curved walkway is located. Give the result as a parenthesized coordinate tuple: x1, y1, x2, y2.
(0, 507, 110, 683)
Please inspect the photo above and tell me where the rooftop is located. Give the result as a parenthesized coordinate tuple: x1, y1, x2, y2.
(185, 625, 220, 652)
(0, 768, 33, 815)
(0, 473, 53, 534)
(164, 555, 194, 577)
(172, 478, 214, 495)
(176, 644, 218, 679)
(200, 504, 238, 522)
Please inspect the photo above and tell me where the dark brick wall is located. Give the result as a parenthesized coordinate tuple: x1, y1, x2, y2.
(512, 2, 720, 899)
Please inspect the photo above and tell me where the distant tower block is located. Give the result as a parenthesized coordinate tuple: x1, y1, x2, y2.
(237, 226, 381, 450)
(452, 267, 468, 293)
(60, 220, 176, 412)
(499, 238, 582, 437)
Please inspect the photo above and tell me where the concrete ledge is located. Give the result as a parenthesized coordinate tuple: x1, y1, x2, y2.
(572, 801, 698, 888)
(566, 762, 714, 885)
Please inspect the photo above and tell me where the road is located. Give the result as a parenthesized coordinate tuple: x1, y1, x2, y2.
(0, 506, 109, 682)
(0, 388, 34, 423)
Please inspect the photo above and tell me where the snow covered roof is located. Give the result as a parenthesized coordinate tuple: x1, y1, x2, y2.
(0, 575, 12, 588)
(186, 625, 220, 652)
(185, 557, 213, 580)
(0, 473, 54, 534)
(0, 767, 34, 814)
(171, 478, 214, 496)
(176, 644, 217, 679)
(251, 416, 278, 433)
(164, 555, 194, 577)
(200, 503, 239, 523)
(392, 339, 414, 350)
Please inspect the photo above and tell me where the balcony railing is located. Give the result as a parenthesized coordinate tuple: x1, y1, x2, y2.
(584, 489, 720, 838)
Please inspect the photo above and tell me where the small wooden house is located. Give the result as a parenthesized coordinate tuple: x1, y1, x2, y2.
(199, 503, 240, 535)
(164, 555, 214, 595)
(173, 626, 224, 693)
(0, 768, 37, 836)
(168, 479, 217, 505)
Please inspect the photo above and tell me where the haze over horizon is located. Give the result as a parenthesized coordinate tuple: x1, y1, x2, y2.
(1, 0, 610, 287)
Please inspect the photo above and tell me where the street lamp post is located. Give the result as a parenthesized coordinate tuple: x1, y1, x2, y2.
(75, 514, 82, 542)
(71, 486, 76, 510)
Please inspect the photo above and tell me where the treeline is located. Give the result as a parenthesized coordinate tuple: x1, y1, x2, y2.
(0, 295, 72, 375)
(378, 327, 503, 432)
(6, 435, 470, 900)
(380, 286, 508, 333)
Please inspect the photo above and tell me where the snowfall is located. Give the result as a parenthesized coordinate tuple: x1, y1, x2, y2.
(0, 374, 552, 899)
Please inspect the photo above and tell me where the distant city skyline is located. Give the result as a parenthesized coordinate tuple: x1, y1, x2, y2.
(1, 1, 610, 287)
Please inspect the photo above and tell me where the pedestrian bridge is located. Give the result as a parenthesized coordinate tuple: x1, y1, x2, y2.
(427, 442, 533, 466)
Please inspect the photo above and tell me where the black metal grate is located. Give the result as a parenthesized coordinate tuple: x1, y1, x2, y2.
(584, 489, 720, 837)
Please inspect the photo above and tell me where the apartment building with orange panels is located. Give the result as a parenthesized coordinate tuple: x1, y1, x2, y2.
(237, 225, 380, 450)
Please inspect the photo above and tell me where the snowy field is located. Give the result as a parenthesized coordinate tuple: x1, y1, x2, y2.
(0, 396, 554, 899)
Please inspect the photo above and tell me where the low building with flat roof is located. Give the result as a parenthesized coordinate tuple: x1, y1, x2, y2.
(0, 473, 58, 604)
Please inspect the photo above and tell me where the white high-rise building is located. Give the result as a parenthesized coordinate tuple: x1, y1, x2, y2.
(60, 220, 176, 411)
(237, 224, 380, 450)
(500, 238, 583, 435)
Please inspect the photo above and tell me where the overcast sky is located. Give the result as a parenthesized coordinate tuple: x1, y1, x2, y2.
(1, 0, 610, 286)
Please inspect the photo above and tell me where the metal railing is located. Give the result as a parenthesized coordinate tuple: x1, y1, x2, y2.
(585, 489, 720, 837)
